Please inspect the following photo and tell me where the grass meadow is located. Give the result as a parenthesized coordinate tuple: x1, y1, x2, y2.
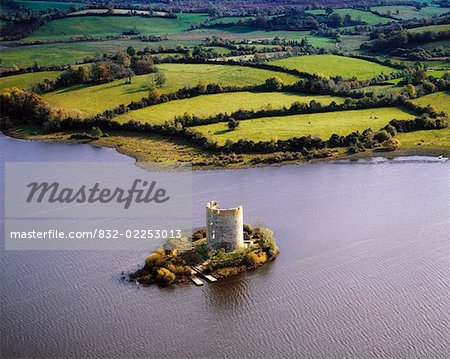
(372, 6, 450, 20)
(24, 14, 208, 41)
(192, 107, 415, 144)
(392, 91, 449, 152)
(270, 55, 396, 79)
(409, 24, 450, 34)
(0, 40, 202, 68)
(396, 128, 450, 151)
(1, 1, 83, 12)
(115, 91, 344, 124)
(412, 91, 450, 113)
(208, 17, 256, 25)
(0, 71, 61, 91)
(306, 9, 391, 25)
(43, 63, 300, 116)
(187, 27, 336, 47)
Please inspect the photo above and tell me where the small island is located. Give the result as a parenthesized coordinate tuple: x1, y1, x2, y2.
(130, 201, 279, 287)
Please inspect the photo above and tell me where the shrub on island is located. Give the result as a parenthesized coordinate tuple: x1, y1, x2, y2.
(129, 225, 279, 287)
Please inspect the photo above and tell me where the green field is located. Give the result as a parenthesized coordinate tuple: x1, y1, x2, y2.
(208, 17, 255, 25)
(23, 14, 208, 41)
(412, 91, 450, 113)
(397, 92, 450, 151)
(397, 59, 450, 153)
(373, 6, 450, 20)
(0, 39, 202, 68)
(115, 91, 344, 125)
(270, 55, 396, 79)
(409, 24, 450, 34)
(334, 9, 392, 25)
(427, 71, 449, 79)
(43, 63, 300, 116)
(396, 128, 450, 152)
(1, 4, 448, 161)
(193, 107, 415, 144)
(187, 26, 335, 47)
(204, 46, 233, 54)
(339, 34, 368, 52)
(351, 78, 403, 96)
(307, 9, 392, 25)
(0, 71, 60, 91)
(1, 1, 83, 12)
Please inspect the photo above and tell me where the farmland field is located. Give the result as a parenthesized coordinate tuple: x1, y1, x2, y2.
(23, 14, 209, 41)
(1, 1, 83, 12)
(396, 92, 450, 151)
(334, 9, 392, 25)
(203, 46, 233, 54)
(0, 71, 60, 91)
(115, 91, 344, 125)
(208, 17, 255, 24)
(412, 91, 450, 113)
(408, 24, 450, 34)
(192, 107, 415, 144)
(0, 40, 202, 68)
(270, 55, 396, 79)
(186, 26, 336, 47)
(307, 9, 391, 24)
(373, 6, 450, 20)
(1, 2, 449, 163)
(43, 63, 300, 116)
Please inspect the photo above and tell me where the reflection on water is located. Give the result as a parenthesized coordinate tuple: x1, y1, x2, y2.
(1, 133, 449, 358)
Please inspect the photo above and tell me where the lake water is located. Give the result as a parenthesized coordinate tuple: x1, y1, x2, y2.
(1, 133, 449, 358)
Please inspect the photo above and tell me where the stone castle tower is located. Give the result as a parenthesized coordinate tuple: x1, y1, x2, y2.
(206, 201, 244, 251)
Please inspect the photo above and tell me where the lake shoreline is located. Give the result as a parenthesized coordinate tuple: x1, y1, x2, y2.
(2, 129, 449, 169)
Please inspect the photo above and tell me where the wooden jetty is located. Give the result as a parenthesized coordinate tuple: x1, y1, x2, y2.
(190, 275, 204, 286)
(192, 267, 218, 283)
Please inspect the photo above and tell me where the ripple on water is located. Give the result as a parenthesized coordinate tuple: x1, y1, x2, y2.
(1, 134, 449, 358)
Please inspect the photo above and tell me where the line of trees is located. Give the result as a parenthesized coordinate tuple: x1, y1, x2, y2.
(1, 87, 447, 160)
(87, 66, 447, 123)
(177, 95, 400, 127)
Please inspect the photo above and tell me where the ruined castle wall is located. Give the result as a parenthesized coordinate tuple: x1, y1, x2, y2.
(206, 201, 244, 251)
